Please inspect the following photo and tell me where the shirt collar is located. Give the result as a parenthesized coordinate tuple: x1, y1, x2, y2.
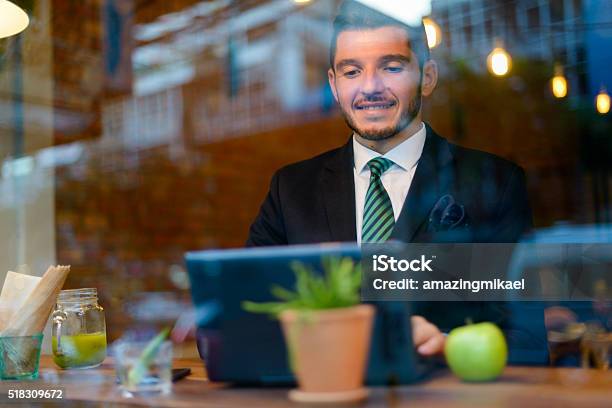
(353, 122, 426, 174)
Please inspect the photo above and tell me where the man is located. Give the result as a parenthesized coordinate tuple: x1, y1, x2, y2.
(247, 1, 544, 360)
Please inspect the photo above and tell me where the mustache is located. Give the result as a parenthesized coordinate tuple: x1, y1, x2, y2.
(353, 95, 397, 108)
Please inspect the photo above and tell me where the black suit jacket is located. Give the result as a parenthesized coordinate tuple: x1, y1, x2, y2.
(247, 125, 532, 245)
(247, 125, 548, 364)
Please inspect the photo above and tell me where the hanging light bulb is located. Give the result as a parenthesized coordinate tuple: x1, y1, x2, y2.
(551, 64, 568, 99)
(0, 0, 29, 39)
(596, 87, 610, 115)
(423, 17, 442, 49)
(487, 40, 512, 77)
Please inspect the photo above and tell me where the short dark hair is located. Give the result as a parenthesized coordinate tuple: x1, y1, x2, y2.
(330, 0, 430, 70)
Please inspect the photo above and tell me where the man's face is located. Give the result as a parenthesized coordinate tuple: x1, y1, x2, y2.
(328, 26, 424, 141)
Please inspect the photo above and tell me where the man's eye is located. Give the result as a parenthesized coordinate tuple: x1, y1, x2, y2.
(343, 70, 360, 78)
(384, 66, 403, 73)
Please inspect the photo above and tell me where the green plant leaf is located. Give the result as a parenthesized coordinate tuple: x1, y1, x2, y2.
(270, 285, 297, 301)
(242, 301, 289, 316)
(242, 256, 362, 315)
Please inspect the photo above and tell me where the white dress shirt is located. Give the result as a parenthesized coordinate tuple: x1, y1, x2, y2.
(353, 123, 427, 244)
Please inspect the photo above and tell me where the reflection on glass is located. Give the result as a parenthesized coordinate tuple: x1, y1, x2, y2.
(423, 17, 442, 49)
(0, 0, 610, 353)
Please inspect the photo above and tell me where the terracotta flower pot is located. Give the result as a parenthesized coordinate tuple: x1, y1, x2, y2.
(279, 304, 374, 403)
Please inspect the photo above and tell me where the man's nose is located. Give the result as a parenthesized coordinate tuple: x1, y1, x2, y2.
(360, 70, 385, 95)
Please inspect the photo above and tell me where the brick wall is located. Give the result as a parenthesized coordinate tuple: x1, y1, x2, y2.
(55, 111, 349, 339)
(51, 0, 104, 146)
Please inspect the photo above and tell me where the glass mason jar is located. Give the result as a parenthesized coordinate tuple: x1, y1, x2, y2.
(51, 288, 107, 369)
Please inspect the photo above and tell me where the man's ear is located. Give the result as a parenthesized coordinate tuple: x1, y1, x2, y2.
(420, 59, 438, 97)
(328, 68, 339, 103)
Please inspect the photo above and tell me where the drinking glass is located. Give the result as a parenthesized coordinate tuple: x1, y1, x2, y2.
(0, 333, 43, 380)
(114, 340, 172, 397)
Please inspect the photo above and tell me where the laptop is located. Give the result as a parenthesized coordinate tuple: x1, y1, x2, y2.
(186, 243, 434, 385)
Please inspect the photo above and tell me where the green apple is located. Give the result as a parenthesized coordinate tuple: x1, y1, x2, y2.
(444, 322, 507, 382)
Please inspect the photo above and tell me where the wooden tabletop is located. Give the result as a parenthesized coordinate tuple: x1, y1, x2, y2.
(0, 356, 610, 407)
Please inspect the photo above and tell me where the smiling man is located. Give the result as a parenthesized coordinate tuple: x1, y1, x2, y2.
(247, 1, 545, 361)
(329, 25, 432, 155)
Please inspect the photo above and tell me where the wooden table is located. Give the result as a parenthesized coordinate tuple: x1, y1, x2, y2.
(1, 356, 610, 407)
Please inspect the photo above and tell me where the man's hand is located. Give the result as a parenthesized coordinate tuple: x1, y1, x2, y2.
(412, 315, 446, 356)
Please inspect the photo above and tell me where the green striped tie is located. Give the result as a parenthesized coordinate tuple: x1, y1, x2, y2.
(362, 157, 395, 243)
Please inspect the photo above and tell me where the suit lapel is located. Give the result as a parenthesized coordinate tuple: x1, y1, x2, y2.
(391, 126, 455, 242)
(321, 139, 357, 242)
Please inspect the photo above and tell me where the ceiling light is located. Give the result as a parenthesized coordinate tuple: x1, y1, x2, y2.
(551, 64, 568, 99)
(487, 41, 512, 77)
(596, 88, 610, 115)
(0, 0, 29, 39)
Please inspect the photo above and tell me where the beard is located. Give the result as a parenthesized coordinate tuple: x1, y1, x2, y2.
(342, 94, 422, 141)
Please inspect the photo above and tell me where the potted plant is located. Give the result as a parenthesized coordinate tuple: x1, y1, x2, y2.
(243, 257, 374, 403)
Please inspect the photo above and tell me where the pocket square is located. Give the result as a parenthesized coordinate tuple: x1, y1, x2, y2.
(428, 194, 469, 232)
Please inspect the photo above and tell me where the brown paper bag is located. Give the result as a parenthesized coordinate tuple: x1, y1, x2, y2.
(1, 266, 70, 337)
(0, 272, 41, 332)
